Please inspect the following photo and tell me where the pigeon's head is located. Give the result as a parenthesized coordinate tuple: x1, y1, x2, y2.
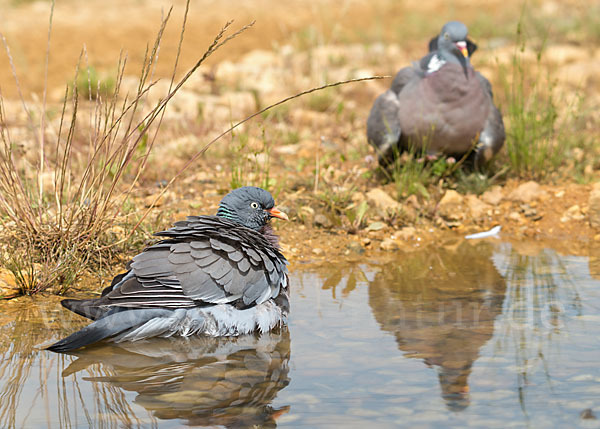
(437, 21, 471, 78)
(217, 186, 288, 230)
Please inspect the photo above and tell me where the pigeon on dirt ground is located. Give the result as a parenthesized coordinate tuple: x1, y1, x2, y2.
(47, 186, 289, 352)
(367, 21, 505, 169)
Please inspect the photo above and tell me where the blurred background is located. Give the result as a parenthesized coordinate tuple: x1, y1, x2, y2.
(0, 0, 597, 97)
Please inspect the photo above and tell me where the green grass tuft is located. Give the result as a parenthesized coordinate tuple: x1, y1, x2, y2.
(307, 88, 336, 112)
(73, 66, 115, 100)
(229, 126, 274, 191)
(499, 12, 591, 180)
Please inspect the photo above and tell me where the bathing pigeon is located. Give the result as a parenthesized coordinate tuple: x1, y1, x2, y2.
(48, 186, 289, 352)
(367, 21, 505, 168)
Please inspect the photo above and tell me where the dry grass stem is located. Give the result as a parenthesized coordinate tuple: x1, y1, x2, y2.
(0, 1, 256, 294)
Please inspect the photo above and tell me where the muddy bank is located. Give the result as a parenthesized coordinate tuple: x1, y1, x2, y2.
(103, 179, 600, 266)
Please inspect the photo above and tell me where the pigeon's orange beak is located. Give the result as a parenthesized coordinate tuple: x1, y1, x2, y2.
(267, 207, 289, 221)
(456, 41, 468, 58)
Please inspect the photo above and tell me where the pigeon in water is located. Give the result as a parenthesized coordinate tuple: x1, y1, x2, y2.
(47, 186, 289, 352)
(367, 21, 505, 168)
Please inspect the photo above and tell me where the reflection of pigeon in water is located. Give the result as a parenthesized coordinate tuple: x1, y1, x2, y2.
(367, 241, 506, 411)
(48, 187, 290, 352)
(367, 21, 505, 168)
(62, 330, 291, 428)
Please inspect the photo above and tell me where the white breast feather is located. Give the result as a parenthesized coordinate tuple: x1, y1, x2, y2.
(427, 55, 446, 74)
(113, 302, 285, 342)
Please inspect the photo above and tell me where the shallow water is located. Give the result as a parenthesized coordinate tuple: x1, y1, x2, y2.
(1, 239, 600, 428)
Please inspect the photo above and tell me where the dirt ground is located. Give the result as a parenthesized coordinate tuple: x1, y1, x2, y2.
(158, 179, 600, 266)
(0, 0, 599, 294)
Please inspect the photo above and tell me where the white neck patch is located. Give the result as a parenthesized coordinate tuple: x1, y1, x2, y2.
(427, 54, 446, 74)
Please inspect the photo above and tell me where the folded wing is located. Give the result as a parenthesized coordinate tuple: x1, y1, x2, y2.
(66, 216, 289, 316)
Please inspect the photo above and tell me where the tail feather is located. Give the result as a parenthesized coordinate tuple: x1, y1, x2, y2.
(47, 309, 172, 353)
(61, 299, 107, 321)
(61, 270, 134, 321)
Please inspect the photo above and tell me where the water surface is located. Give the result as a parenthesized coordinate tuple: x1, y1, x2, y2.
(1, 239, 600, 428)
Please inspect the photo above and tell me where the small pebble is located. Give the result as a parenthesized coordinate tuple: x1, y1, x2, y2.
(314, 214, 332, 229)
(508, 212, 521, 221)
(346, 242, 364, 254)
(380, 238, 399, 251)
(367, 221, 386, 231)
(581, 409, 597, 420)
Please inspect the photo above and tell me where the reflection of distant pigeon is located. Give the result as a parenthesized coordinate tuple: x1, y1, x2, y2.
(367, 241, 506, 411)
(63, 331, 291, 428)
(367, 21, 505, 168)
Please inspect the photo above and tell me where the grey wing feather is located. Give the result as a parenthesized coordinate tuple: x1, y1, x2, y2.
(209, 237, 223, 250)
(474, 72, 505, 166)
(215, 240, 237, 253)
(170, 242, 191, 253)
(392, 64, 423, 93)
(367, 64, 424, 167)
(237, 257, 251, 274)
(225, 269, 248, 295)
(190, 241, 211, 250)
(190, 246, 218, 261)
(242, 273, 270, 305)
(178, 233, 286, 306)
(476, 72, 494, 98)
(181, 269, 228, 302)
(475, 105, 505, 167)
(168, 251, 194, 265)
(261, 254, 275, 274)
(116, 217, 288, 308)
(270, 282, 281, 300)
(227, 249, 244, 262)
(201, 259, 232, 280)
(105, 277, 195, 308)
(367, 90, 402, 167)
(266, 267, 279, 286)
(214, 266, 233, 285)
(194, 251, 221, 267)
(244, 247, 263, 265)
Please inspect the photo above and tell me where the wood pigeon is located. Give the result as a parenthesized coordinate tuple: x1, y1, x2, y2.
(367, 21, 505, 168)
(48, 186, 290, 352)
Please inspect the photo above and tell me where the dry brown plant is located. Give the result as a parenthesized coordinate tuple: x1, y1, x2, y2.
(0, 0, 384, 295)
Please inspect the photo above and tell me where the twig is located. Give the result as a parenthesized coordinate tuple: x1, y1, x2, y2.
(39, 0, 55, 207)
(314, 136, 323, 194)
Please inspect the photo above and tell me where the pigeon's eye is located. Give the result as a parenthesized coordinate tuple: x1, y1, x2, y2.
(444, 32, 450, 40)
(250, 202, 259, 209)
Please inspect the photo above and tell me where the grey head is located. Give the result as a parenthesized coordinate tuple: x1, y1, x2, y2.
(435, 21, 471, 78)
(216, 186, 288, 230)
(428, 23, 477, 58)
